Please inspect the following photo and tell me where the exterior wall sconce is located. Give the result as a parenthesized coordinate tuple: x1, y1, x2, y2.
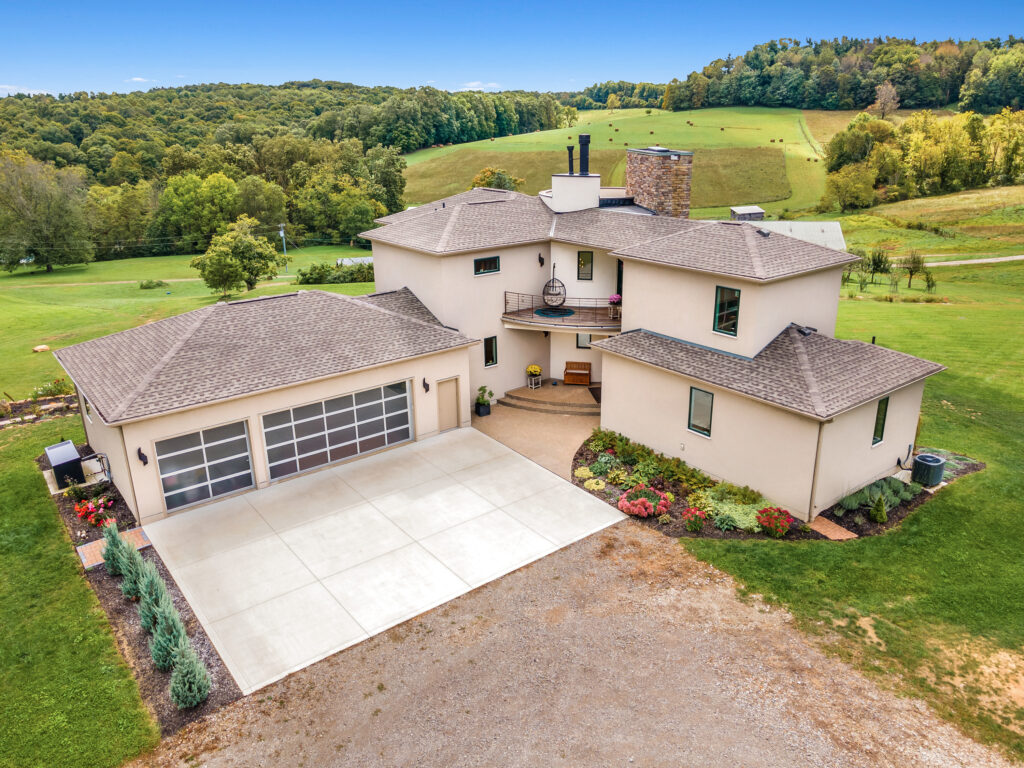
(422, 378, 430, 393)
(137, 447, 148, 466)
(538, 253, 544, 267)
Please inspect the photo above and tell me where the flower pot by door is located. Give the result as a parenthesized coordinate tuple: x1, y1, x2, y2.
(475, 402, 491, 417)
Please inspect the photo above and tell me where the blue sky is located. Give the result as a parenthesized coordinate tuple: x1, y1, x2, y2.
(1, 0, 1022, 96)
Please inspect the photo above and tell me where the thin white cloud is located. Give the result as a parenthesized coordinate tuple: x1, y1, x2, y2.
(0, 84, 51, 96)
(125, 76, 154, 83)
(458, 80, 500, 91)
(425, 79, 436, 84)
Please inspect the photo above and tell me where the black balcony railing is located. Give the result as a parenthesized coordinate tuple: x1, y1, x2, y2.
(502, 291, 622, 328)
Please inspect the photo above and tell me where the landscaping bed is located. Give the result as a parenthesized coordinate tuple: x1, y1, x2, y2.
(39, 445, 242, 735)
(0, 393, 78, 430)
(571, 429, 825, 541)
(85, 549, 241, 735)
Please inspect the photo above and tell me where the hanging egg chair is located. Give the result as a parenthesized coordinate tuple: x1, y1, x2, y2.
(542, 266, 567, 307)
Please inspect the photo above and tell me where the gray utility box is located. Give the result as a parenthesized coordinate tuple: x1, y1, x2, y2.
(911, 453, 946, 487)
(45, 440, 84, 489)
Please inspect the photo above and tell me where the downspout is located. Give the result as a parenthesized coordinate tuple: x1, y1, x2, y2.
(118, 426, 143, 524)
(806, 419, 826, 521)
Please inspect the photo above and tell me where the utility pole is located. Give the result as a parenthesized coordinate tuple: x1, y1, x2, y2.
(279, 224, 288, 273)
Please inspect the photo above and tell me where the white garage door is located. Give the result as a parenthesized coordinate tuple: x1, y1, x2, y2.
(155, 421, 255, 511)
(262, 381, 412, 480)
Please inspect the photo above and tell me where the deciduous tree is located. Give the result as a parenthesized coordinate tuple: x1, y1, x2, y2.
(470, 167, 525, 191)
(871, 81, 901, 119)
(191, 214, 286, 294)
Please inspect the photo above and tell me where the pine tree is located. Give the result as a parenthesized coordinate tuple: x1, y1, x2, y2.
(101, 521, 126, 577)
(137, 560, 167, 634)
(120, 547, 145, 600)
(149, 593, 186, 671)
(869, 493, 888, 524)
(170, 639, 211, 709)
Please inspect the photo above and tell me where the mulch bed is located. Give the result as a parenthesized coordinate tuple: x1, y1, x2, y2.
(571, 442, 826, 541)
(1, 394, 78, 430)
(40, 446, 242, 734)
(819, 449, 985, 537)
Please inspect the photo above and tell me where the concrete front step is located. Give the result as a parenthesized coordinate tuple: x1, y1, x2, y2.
(501, 391, 600, 412)
(496, 398, 600, 416)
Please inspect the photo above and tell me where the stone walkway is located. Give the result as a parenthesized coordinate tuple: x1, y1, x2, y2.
(809, 515, 857, 541)
(76, 527, 152, 569)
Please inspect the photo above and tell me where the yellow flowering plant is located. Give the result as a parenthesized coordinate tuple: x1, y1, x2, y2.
(526, 364, 542, 377)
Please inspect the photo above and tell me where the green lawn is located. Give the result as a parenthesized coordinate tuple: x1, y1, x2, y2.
(403, 107, 825, 216)
(0, 418, 159, 768)
(687, 262, 1024, 759)
(0, 246, 374, 399)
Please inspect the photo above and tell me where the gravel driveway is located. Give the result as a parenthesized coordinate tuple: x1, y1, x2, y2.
(131, 522, 1012, 768)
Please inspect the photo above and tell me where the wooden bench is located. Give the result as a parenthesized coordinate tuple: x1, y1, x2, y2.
(563, 361, 592, 386)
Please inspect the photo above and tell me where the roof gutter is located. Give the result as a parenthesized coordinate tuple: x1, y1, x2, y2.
(611, 251, 861, 284)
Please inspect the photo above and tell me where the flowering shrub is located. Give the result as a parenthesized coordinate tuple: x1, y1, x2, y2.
(756, 507, 794, 538)
(606, 468, 630, 487)
(75, 496, 116, 527)
(526, 364, 542, 377)
(30, 377, 74, 400)
(583, 478, 606, 492)
(574, 466, 594, 480)
(680, 507, 707, 532)
(608, 293, 622, 306)
(617, 483, 670, 518)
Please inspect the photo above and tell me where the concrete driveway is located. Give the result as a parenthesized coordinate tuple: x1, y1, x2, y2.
(144, 428, 623, 694)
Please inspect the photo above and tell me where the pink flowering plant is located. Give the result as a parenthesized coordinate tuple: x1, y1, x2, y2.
(756, 506, 794, 538)
(680, 507, 707, 532)
(617, 483, 670, 518)
(75, 495, 116, 527)
(608, 293, 622, 306)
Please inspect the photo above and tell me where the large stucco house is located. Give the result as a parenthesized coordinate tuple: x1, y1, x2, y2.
(56, 136, 942, 524)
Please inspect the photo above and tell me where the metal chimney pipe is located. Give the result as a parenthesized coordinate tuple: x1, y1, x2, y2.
(567, 145, 574, 175)
(579, 134, 590, 176)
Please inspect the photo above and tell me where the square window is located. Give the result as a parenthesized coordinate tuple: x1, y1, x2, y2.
(872, 396, 889, 445)
(688, 387, 713, 437)
(577, 251, 594, 280)
(576, 333, 591, 349)
(484, 336, 498, 367)
(473, 256, 500, 275)
(713, 286, 741, 336)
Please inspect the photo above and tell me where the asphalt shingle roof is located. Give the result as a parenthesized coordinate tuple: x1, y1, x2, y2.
(592, 326, 944, 420)
(55, 290, 476, 424)
(363, 194, 857, 281)
(355, 287, 442, 326)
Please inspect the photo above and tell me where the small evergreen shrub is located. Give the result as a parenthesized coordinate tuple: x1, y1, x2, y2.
(139, 279, 169, 289)
(685, 489, 713, 515)
(149, 594, 186, 671)
(120, 547, 145, 600)
(838, 492, 863, 513)
(907, 482, 923, 496)
(101, 521, 127, 577)
(869, 494, 888, 524)
(884, 476, 905, 493)
(138, 561, 167, 635)
(895, 482, 916, 502)
(170, 640, 211, 709)
(294, 261, 374, 285)
(588, 453, 619, 476)
(585, 428, 616, 453)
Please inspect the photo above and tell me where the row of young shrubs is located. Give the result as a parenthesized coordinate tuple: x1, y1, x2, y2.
(294, 261, 374, 285)
(837, 476, 922, 524)
(101, 523, 211, 709)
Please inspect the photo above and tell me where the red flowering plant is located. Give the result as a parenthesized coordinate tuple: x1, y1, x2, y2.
(617, 483, 670, 518)
(756, 506, 794, 539)
(74, 495, 116, 527)
(680, 507, 707, 532)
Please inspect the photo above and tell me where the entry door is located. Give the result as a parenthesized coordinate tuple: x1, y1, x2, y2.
(437, 378, 459, 432)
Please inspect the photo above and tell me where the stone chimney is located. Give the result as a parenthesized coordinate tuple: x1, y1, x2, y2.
(625, 146, 693, 218)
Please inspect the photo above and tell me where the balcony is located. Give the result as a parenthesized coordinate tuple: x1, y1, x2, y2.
(502, 291, 622, 330)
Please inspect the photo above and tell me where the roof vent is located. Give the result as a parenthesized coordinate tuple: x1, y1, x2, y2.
(797, 326, 817, 337)
(757, 228, 771, 237)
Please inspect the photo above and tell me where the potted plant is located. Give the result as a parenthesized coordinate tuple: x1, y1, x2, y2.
(526, 364, 542, 390)
(475, 385, 494, 417)
(608, 293, 622, 319)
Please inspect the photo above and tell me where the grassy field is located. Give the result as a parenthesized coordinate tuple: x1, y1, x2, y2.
(403, 107, 825, 216)
(0, 418, 160, 767)
(802, 107, 958, 146)
(0, 245, 373, 399)
(688, 261, 1024, 759)
(803, 186, 1024, 260)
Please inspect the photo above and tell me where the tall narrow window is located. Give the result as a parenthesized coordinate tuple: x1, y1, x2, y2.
(483, 336, 498, 367)
(577, 251, 593, 280)
(872, 396, 889, 445)
(688, 387, 714, 437)
(576, 333, 591, 349)
(714, 286, 741, 336)
(474, 256, 500, 275)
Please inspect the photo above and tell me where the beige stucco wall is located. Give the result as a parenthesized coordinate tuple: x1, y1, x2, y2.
(600, 354, 821, 518)
(549, 241, 619, 303)
(80, 391, 138, 515)
(117, 347, 472, 523)
(813, 380, 925, 514)
(621, 260, 842, 357)
(549, 331, 609, 383)
(544, 174, 602, 212)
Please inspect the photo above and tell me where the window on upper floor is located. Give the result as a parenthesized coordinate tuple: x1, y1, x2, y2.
(688, 387, 714, 437)
(577, 251, 593, 280)
(483, 336, 498, 367)
(576, 333, 591, 349)
(713, 286, 741, 336)
(872, 396, 889, 445)
(474, 256, 500, 275)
